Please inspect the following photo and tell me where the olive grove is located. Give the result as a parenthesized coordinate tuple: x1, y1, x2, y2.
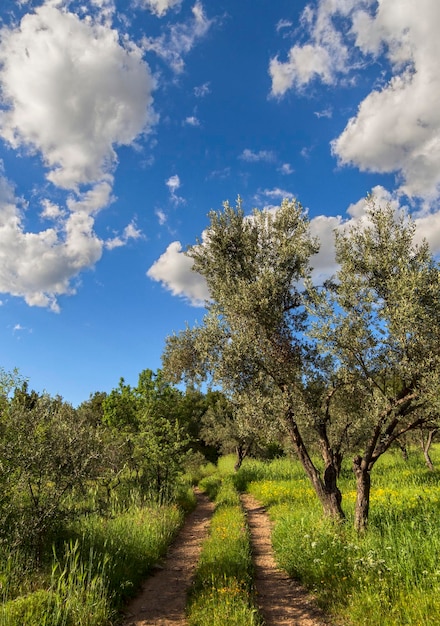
(162, 197, 440, 529)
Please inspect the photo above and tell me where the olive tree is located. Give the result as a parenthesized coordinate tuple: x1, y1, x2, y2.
(308, 199, 440, 531)
(1, 387, 104, 560)
(163, 198, 346, 519)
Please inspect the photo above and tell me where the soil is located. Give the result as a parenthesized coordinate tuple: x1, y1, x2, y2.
(241, 493, 331, 626)
(120, 489, 331, 626)
(120, 489, 215, 626)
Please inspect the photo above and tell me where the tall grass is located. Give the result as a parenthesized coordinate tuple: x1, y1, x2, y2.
(0, 502, 184, 626)
(188, 477, 263, 626)
(239, 447, 440, 625)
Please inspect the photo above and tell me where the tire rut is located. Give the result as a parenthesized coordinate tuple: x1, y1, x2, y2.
(241, 493, 332, 626)
(120, 489, 215, 626)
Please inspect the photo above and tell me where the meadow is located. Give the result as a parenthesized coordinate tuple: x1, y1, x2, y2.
(234, 446, 440, 626)
(0, 489, 195, 626)
(1, 447, 439, 625)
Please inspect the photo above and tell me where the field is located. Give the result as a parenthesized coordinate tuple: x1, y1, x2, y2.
(1, 447, 439, 625)
(234, 447, 440, 625)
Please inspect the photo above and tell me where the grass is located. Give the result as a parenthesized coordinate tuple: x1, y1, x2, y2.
(187, 477, 263, 626)
(237, 446, 440, 625)
(0, 501, 185, 626)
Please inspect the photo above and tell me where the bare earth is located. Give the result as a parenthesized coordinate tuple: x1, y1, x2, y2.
(241, 493, 331, 626)
(121, 489, 215, 626)
(120, 489, 331, 626)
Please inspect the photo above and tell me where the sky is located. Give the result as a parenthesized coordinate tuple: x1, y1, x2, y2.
(1, 0, 440, 405)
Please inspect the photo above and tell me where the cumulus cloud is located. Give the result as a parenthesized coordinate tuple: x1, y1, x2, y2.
(271, 0, 440, 201)
(0, 3, 156, 310)
(333, 1, 440, 199)
(147, 241, 209, 305)
(269, 0, 353, 96)
(0, 172, 102, 312)
(147, 185, 440, 304)
(105, 221, 143, 250)
(0, 3, 156, 190)
(142, 2, 212, 73)
(138, 0, 182, 18)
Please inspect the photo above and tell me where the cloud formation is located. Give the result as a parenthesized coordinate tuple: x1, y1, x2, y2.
(147, 241, 209, 305)
(142, 2, 212, 73)
(270, 0, 440, 201)
(0, 3, 155, 189)
(147, 186, 440, 304)
(0, 172, 102, 312)
(240, 149, 276, 163)
(139, 0, 182, 18)
(0, 2, 156, 310)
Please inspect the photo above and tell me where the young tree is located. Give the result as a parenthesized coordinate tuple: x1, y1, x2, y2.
(308, 199, 440, 531)
(163, 198, 346, 519)
(103, 369, 190, 502)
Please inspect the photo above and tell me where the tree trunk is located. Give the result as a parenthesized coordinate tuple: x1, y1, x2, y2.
(234, 439, 253, 472)
(353, 455, 371, 533)
(285, 408, 345, 520)
(422, 428, 437, 471)
(396, 440, 408, 462)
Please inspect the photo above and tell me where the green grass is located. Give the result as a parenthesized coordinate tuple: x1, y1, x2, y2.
(238, 447, 440, 625)
(188, 477, 263, 626)
(0, 502, 184, 626)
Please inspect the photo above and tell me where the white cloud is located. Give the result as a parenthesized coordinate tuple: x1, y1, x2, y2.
(279, 163, 294, 175)
(40, 199, 64, 220)
(147, 241, 209, 305)
(270, 44, 334, 96)
(184, 115, 200, 126)
(142, 2, 212, 73)
(276, 19, 293, 32)
(240, 149, 276, 163)
(333, 1, 440, 199)
(0, 173, 102, 312)
(257, 187, 295, 200)
(314, 107, 333, 118)
(138, 0, 182, 18)
(271, 0, 440, 201)
(105, 221, 142, 250)
(166, 175, 181, 193)
(66, 181, 115, 215)
(166, 174, 185, 204)
(0, 3, 156, 190)
(0, 4, 156, 311)
(156, 208, 167, 225)
(269, 0, 354, 96)
(194, 82, 210, 97)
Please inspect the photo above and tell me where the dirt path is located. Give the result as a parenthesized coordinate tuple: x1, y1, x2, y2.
(120, 489, 215, 626)
(241, 494, 331, 626)
(120, 489, 331, 626)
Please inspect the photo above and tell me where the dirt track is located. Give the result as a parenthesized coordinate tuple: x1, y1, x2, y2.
(121, 489, 214, 626)
(120, 489, 330, 625)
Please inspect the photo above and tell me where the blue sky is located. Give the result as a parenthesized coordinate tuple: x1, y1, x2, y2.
(1, 0, 440, 405)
